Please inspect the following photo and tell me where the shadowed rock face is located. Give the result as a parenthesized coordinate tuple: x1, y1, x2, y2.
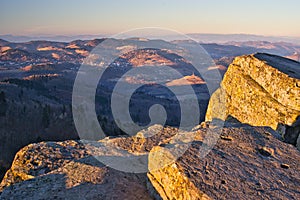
(206, 53, 300, 149)
(254, 53, 300, 80)
(0, 123, 299, 200)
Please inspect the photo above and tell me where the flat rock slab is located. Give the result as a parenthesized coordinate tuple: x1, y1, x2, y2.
(148, 124, 300, 200)
(0, 156, 151, 200)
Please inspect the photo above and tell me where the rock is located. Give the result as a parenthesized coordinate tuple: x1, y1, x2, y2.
(297, 134, 300, 150)
(1, 124, 300, 199)
(0, 156, 152, 200)
(206, 53, 300, 149)
(0, 140, 154, 200)
(148, 124, 300, 200)
(148, 146, 211, 200)
(257, 147, 273, 157)
(0, 141, 89, 191)
(285, 125, 300, 145)
(280, 163, 290, 169)
(220, 135, 233, 141)
(0, 126, 179, 199)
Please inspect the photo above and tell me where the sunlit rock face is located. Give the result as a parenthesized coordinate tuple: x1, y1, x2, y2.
(206, 53, 300, 149)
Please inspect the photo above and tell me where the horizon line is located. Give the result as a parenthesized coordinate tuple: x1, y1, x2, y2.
(1, 32, 300, 38)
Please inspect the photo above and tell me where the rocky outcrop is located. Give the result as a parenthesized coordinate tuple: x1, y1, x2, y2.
(0, 125, 176, 200)
(0, 156, 151, 200)
(1, 123, 300, 199)
(206, 53, 300, 149)
(0, 140, 154, 200)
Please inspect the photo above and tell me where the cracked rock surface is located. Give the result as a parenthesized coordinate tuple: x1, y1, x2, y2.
(0, 124, 299, 199)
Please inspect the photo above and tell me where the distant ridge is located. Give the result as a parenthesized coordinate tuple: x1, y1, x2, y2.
(0, 39, 9, 46)
(0, 34, 107, 43)
(187, 34, 300, 45)
(1, 33, 300, 44)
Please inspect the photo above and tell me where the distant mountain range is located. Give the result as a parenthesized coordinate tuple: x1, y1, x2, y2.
(187, 34, 300, 45)
(1, 38, 300, 64)
(1, 33, 300, 45)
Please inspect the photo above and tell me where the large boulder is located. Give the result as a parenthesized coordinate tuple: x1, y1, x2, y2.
(206, 53, 300, 148)
(0, 139, 154, 200)
(0, 125, 176, 200)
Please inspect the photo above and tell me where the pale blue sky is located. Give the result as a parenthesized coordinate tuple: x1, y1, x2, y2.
(0, 0, 299, 36)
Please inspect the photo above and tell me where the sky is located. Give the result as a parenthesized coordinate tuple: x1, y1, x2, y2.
(0, 0, 300, 37)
